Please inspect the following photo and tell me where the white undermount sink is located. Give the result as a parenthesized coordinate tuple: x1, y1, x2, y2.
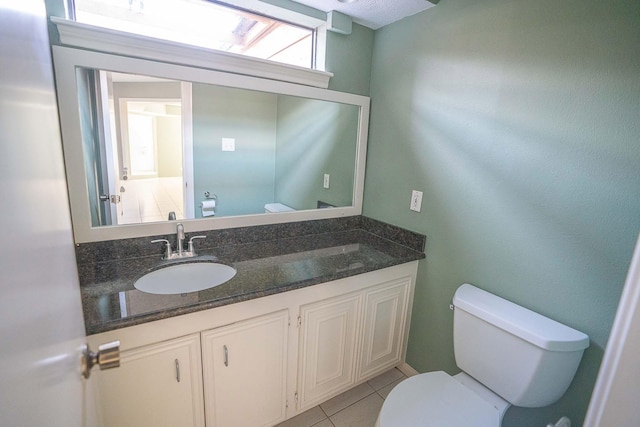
(134, 262, 237, 295)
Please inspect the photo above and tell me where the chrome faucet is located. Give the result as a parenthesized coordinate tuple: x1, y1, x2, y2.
(151, 223, 206, 259)
(176, 223, 185, 256)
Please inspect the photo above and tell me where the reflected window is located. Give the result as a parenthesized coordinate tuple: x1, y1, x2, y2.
(73, 0, 315, 68)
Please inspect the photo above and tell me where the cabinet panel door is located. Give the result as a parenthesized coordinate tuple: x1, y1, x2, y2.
(201, 310, 289, 427)
(94, 334, 204, 427)
(298, 293, 361, 410)
(357, 278, 411, 380)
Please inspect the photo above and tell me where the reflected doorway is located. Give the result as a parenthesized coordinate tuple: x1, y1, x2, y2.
(117, 99, 185, 224)
(81, 69, 194, 226)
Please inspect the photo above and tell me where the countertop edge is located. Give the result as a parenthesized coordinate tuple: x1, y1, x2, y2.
(85, 254, 423, 335)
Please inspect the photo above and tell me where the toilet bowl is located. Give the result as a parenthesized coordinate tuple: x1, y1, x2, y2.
(376, 283, 589, 427)
(376, 372, 508, 427)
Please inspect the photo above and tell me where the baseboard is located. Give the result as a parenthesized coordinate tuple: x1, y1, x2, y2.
(397, 363, 419, 377)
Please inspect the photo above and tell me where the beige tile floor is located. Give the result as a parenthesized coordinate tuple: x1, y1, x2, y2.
(276, 368, 408, 427)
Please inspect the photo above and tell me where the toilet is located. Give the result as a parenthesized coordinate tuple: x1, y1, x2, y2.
(376, 283, 589, 427)
(264, 202, 295, 213)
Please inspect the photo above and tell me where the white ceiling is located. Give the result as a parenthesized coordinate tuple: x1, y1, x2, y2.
(289, 0, 436, 30)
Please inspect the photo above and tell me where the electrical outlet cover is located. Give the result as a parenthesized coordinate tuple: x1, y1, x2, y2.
(410, 190, 423, 212)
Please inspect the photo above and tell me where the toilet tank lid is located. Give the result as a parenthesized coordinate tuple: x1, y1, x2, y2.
(265, 203, 295, 212)
(453, 284, 589, 352)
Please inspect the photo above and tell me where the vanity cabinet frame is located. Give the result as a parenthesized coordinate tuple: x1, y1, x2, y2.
(87, 261, 417, 425)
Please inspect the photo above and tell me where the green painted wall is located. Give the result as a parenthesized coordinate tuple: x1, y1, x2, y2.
(192, 83, 277, 217)
(326, 23, 374, 96)
(364, 0, 640, 425)
(192, 88, 360, 215)
(274, 96, 359, 209)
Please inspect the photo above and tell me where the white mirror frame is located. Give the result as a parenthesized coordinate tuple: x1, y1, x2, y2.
(52, 46, 370, 243)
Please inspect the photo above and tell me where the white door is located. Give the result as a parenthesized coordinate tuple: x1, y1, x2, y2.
(96, 70, 120, 222)
(0, 2, 95, 426)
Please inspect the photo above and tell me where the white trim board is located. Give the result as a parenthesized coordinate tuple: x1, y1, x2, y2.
(51, 17, 333, 89)
(584, 233, 640, 426)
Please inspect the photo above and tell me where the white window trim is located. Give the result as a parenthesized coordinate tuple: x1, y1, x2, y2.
(51, 17, 333, 88)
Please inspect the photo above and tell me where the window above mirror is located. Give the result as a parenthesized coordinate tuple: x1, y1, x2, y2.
(72, 0, 316, 68)
(52, 12, 332, 89)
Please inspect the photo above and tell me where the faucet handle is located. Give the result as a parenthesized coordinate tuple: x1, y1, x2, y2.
(151, 239, 172, 259)
(187, 235, 206, 254)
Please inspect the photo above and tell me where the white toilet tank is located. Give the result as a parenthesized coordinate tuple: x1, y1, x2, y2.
(452, 284, 589, 408)
(264, 202, 295, 213)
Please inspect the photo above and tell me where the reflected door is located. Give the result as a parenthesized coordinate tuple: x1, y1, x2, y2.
(117, 99, 185, 224)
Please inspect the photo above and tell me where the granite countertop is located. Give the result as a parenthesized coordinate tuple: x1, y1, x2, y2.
(80, 228, 425, 334)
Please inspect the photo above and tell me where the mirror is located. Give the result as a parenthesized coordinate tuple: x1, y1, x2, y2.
(53, 46, 369, 243)
(77, 69, 359, 226)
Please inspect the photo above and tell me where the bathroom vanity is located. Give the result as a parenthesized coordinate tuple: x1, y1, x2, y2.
(81, 218, 424, 427)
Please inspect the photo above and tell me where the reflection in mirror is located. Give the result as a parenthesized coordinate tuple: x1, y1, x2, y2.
(77, 69, 359, 227)
(77, 69, 192, 226)
(52, 45, 369, 243)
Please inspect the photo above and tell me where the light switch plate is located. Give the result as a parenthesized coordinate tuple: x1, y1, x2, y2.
(323, 174, 330, 189)
(221, 138, 235, 151)
(410, 190, 423, 212)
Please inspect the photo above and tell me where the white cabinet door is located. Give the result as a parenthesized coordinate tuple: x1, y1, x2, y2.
(201, 310, 289, 427)
(357, 278, 411, 380)
(94, 334, 205, 427)
(298, 292, 362, 410)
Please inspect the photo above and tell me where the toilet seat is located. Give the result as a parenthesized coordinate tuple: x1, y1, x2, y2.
(377, 371, 501, 427)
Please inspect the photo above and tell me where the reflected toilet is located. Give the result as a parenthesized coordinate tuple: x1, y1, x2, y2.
(264, 203, 295, 213)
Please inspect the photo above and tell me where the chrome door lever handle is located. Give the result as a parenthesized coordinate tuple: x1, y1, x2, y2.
(81, 341, 120, 379)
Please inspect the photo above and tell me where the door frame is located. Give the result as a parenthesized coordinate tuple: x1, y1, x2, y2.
(584, 233, 640, 425)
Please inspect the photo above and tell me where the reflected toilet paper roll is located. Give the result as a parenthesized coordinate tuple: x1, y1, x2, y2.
(201, 199, 216, 217)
